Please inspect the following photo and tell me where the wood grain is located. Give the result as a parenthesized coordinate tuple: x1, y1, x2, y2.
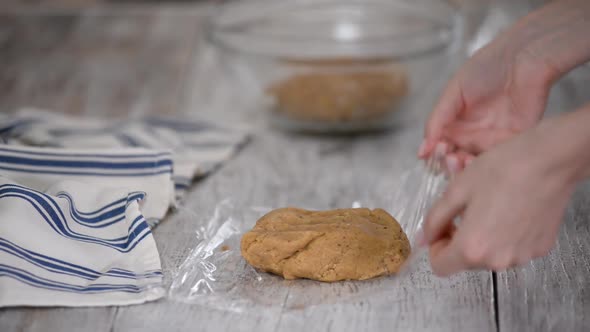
(0, 8, 497, 327)
(0, 8, 204, 117)
(493, 2, 590, 323)
(112, 124, 496, 332)
(5, 0, 590, 331)
(130, 38, 495, 330)
(0, 1, 215, 13)
(0, 308, 116, 332)
(497, 183, 590, 332)
(496, 66, 590, 332)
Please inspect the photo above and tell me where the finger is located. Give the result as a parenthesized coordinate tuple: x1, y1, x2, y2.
(429, 235, 465, 276)
(442, 124, 515, 155)
(454, 151, 474, 166)
(434, 141, 453, 157)
(421, 78, 465, 158)
(419, 139, 450, 159)
(418, 140, 435, 159)
(428, 142, 456, 176)
(424, 79, 465, 140)
(423, 182, 467, 245)
(445, 154, 462, 175)
(445, 151, 475, 175)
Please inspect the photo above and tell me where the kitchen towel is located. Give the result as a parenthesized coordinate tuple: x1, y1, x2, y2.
(0, 109, 248, 307)
(0, 176, 164, 306)
(0, 109, 249, 223)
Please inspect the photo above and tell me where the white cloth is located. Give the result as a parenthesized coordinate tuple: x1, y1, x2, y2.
(1, 109, 249, 223)
(0, 176, 164, 306)
(0, 109, 248, 307)
(0, 145, 175, 223)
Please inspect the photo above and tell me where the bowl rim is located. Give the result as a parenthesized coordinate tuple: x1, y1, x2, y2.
(206, 0, 464, 60)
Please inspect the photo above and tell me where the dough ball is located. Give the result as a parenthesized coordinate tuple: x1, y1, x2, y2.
(267, 59, 408, 123)
(241, 208, 410, 282)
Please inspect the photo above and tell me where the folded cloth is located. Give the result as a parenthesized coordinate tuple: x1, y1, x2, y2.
(0, 176, 164, 307)
(0, 145, 175, 223)
(0, 109, 249, 307)
(0, 109, 249, 223)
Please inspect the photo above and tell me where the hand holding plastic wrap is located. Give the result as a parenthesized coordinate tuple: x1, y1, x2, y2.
(168, 156, 446, 311)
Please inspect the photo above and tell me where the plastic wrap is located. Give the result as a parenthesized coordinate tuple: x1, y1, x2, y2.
(168, 156, 446, 311)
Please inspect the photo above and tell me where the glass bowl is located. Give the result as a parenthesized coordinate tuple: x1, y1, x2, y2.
(208, 0, 463, 133)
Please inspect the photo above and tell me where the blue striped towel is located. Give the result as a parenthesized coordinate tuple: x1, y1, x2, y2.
(0, 109, 248, 307)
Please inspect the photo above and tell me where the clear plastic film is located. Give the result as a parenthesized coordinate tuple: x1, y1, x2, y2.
(167, 156, 447, 312)
(395, 154, 447, 278)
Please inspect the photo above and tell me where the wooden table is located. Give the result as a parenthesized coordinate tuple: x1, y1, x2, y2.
(1, 1, 589, 331)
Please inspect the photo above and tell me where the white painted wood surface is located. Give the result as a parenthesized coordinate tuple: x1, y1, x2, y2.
(497, 183, 590, 332)
(496, 63, 590, 332)
(0, 1, 588, 331)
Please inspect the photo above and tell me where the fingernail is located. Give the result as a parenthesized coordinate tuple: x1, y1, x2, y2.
(435, 142, 448, 157)
(418, 140, 428, 157)
(446, 155, 460, 174)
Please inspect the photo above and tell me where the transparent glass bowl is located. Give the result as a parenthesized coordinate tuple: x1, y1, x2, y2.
(208, 0, 463, 133)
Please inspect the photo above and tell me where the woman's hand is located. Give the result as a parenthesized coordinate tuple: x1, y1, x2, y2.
(418, 33, 553, 172)
(418, 0, 590, 276)
(422, 108, 590, 276)
(419, 0, 590, 173)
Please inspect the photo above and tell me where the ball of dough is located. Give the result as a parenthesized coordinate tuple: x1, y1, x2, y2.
(240, 208, 410, 282)
(267, 65, 408, 123)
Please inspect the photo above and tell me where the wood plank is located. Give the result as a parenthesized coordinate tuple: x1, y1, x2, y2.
(0, 308, 115, 332)
(497, 69, 590, 332)
(498, 183, 590, 332)
(113, 127, 496, 332)
(0, 8, 202, 117)
(0, 1, 214, 13)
